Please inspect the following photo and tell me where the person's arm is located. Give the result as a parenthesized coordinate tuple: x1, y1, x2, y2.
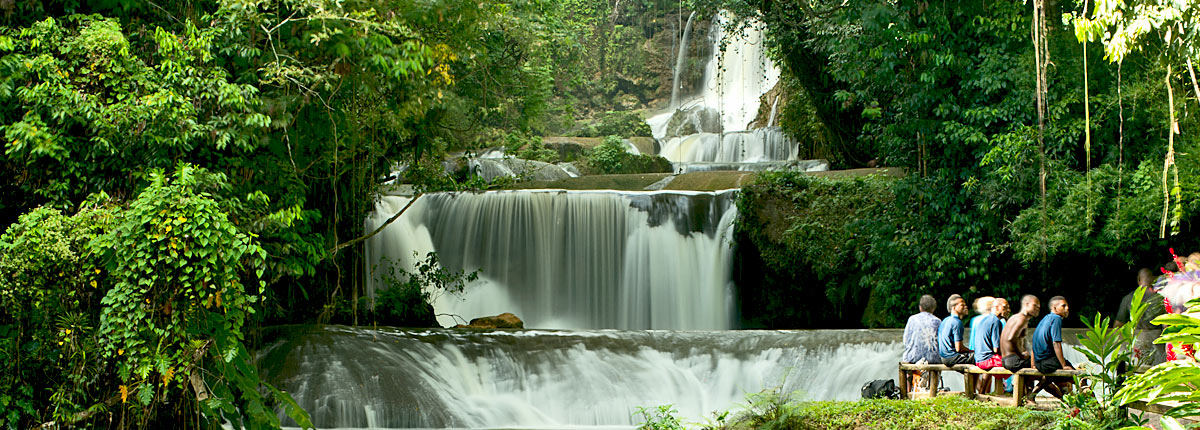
(1053, 342, 1073, 370)
(953, 322, 971, 353)
(954, 340, 972, 353)
(989, 326, 1001, 354)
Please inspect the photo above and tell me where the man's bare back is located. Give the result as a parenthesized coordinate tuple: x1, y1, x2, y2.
(1000, 312, 1028, 357)
(1002, 295, 1041, 359)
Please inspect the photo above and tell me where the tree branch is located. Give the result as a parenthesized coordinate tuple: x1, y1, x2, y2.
(328, 193, 422, 256)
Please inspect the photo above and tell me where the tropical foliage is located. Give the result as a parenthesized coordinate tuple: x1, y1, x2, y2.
(722, 0, 1200, 327)
(5, 0, 1200, 426)
(1114, 296, 1200, 427)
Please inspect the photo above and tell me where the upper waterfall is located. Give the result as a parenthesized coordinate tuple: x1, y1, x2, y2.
(364, 190, 740, 330)
(648, 11, 793, 165)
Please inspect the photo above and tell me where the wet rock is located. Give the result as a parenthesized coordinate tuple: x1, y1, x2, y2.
(664, 106, 722, 136)
(456, 313, 524, 329)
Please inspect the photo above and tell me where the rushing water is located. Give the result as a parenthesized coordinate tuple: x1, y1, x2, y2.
(263, 326, 1088, 430)
(364, 190, 739, 330)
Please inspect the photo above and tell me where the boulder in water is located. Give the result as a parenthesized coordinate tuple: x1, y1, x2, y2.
(664, 105, 722, 136)
(456, 312, 524, 329)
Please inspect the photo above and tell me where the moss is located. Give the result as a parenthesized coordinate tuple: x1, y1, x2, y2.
(733, 171, 902, 328)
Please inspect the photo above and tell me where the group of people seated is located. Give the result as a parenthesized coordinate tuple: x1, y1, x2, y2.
(899, 252, 1200, 402)
(902, 293, 1074, 399)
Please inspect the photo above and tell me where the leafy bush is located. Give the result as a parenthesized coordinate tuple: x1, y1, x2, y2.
(1064, 288, 1153, 429)
(572, 111, 654, 138)
(596, 110, 652, 137)
(0, 203, 111, 427)
(0, 165, 312, 429)
(582, 135, 671, 175)
(92, 164, 310, 428)
(588, 135, 629, 174)
(1113, 296, 1200, 428)
(371, 252, 479, 327)
(515, 138, 560, 163)
(635, 404, 684, 430)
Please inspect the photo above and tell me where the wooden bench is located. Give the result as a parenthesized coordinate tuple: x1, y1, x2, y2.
(898, 362, 1085, 406)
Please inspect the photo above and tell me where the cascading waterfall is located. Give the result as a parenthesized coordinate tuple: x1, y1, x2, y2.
(669, 11, 697, 108)
(364, 190, 739, 330)
(264, 327, 1089, 429)
(648, 11, 799, 169)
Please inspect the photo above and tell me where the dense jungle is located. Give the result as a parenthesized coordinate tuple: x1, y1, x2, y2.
(2, 0, 1199, 428)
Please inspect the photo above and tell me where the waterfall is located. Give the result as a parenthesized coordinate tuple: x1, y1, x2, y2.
(647, 12, 796, 167)
(364, 190, 739, 330)
(768, 94, 781, 127)
(669, 11, 697, 108)
(263, 327, 1089, 429)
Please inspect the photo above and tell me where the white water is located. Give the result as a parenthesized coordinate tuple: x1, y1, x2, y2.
(364, 190, 739, 330)
(265, 327, 1089, 430)
(670, 12, 698, 108)
(648, 12, 793, 165)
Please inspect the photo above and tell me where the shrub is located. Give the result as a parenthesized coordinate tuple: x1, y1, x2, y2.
(515, 137, 559, 163)
(582, 135, 672, 175)
(0, 203, 111, 427)
(589, 135, 628, 174)
(0, 165, 312, 429)
(595, 110, 652, 137)
(371, 252, 478, 327)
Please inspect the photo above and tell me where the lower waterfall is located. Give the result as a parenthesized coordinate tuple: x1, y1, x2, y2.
(262, 326, 1087, 429)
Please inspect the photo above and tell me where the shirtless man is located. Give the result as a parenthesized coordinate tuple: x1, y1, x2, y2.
(1001, 295, 1040, 400)
(1001, 295, 1040, 371)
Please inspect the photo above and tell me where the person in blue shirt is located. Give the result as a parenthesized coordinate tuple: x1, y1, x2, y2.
(938, 294, 973, 365)
(966, 296, 994, 348)
(1031, 295, 1074, 399)
(972, 298, 1007, 394)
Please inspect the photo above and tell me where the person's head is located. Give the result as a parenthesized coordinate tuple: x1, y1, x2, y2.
(1049, 296, 1069, 318)
(1166, 261, 1180, 272)
(992, 298, 1010, 318)
(1020, 294, 1041, 317)
(973, 296, 995, 316)
(947, 294, 967, 317)
(918, 294, 937, 313)
(1138, 268, 1155, 287)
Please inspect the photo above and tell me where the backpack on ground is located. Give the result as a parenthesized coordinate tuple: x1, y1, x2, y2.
(860, 379, 900, 399)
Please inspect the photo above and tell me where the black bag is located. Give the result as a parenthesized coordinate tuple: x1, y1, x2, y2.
(860, 379, 899, 399)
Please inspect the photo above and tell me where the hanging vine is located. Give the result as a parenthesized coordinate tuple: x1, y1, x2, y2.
(1032, 0, 1050, 260)
(1163, 65, 1180, 237)
(1082, 0, 1093, 233)
(1117, 63, 1124, 241)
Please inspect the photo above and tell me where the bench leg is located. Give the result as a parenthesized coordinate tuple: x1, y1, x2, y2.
(929, 371, 940, 398)
(1013, 375, 1026, 406)
(964, 373, 976, 400)
(899, 369, 910, 399)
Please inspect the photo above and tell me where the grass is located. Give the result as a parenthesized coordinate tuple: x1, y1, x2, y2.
(695, 396, 1074, 430)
